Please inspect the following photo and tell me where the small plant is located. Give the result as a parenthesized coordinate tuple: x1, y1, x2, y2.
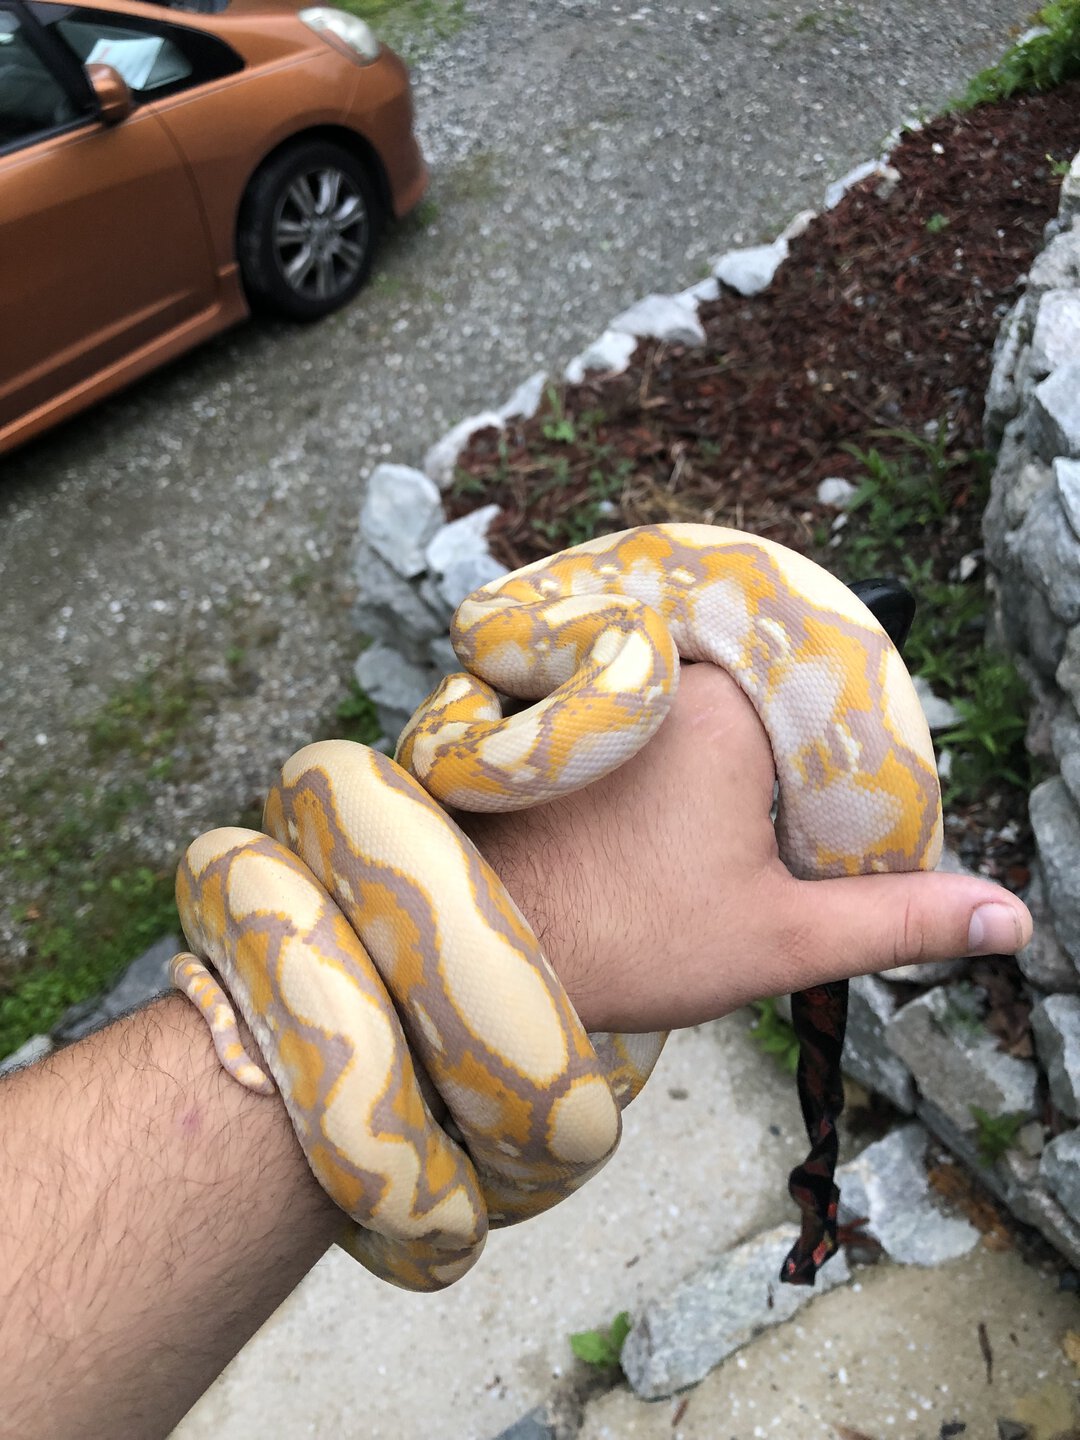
(541, 386, 578, 445)
(925, 212, 950, 235)
(335, 679, 383, 746)
(937, 656, 1032, 801)
(408, 197, 441, 229)
(970, 1106, 1025, 1166)
(959, 1, 1080, 107)
(1047, 151, 1073, 176)
(938, 983, 987, 1043)
(749, 998, 800, 1074)
(87, 668, 205, 761)
(569, 1311, 631, 1369)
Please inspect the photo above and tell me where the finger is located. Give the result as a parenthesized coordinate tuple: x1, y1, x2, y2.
(766, 869, 1035, 997)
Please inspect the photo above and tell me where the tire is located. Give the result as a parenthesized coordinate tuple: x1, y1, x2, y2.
(238, 140, 381, 322)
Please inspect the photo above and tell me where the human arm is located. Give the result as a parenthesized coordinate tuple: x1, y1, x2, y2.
(0, 664, 1032, 1439)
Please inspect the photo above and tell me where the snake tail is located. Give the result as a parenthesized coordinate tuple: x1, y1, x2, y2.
(780, 979, 848, 1286)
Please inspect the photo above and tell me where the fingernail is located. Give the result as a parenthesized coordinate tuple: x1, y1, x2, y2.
(967, 903, 1021, 956)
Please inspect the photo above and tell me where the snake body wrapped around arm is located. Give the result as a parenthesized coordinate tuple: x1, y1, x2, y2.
(172, 523, 942, 1291)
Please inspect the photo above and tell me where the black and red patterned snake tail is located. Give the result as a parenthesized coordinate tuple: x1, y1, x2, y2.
(780, 979, 848, 1286)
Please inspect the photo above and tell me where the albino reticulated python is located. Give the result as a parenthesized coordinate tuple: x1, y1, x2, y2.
(172, 522, 943, 1292)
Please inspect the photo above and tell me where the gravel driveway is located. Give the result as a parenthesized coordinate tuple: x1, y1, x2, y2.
(0, 0, 1034, 975)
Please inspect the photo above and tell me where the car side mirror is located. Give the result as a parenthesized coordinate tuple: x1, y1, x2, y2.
(86, 63, 133, 125)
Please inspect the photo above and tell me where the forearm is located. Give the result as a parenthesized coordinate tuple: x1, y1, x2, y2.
(0, 995, 341, 1440)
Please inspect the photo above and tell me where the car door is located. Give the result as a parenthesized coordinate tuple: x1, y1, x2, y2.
(0, 0, 217, 434)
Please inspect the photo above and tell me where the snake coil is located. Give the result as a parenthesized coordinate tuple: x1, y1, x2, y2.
(172, 523, 942, 1291)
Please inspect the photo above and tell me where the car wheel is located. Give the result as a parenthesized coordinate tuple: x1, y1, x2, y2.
(238, 141, 381, 322)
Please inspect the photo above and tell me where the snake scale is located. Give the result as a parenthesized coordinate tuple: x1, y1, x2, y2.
(172, 522, 943, 1291)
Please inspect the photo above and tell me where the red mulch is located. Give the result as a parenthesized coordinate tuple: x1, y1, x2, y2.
(449, 80, 1080, 571)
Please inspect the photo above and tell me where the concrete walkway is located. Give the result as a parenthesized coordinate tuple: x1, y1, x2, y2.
(172, 1019, 1079, 1438)
(173, 1021, 805, 1436)
(580, 1248, 1079, 1439)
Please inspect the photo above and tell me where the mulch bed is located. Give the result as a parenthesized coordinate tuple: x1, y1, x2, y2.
(450, 80, 1080, 570)
(447, 79, 1080, 903)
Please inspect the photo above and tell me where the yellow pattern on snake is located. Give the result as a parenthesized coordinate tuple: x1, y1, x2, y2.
(172, 523, 942, 1291)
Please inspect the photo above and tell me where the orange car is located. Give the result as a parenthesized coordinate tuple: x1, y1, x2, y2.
(0, 0, 427, 453)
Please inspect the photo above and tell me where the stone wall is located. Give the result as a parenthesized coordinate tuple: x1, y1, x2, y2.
(348, 154, 1080, 1268)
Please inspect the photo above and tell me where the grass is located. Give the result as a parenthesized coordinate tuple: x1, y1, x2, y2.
(0, 658, 384, 1061)
(0, 787, 178, 1057)
(335, 0, 467, 57)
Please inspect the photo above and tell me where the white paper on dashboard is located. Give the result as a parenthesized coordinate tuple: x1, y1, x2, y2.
(86, 35, 163, 90)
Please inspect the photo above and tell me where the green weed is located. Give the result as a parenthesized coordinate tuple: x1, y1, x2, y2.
(925, 212, 950, 235)
(937, 659, 1032, 798)
(959, 1, 1080, 107)
(334, 679, 383, 746)
(87, 668, 206, 761)
(749, 998, 800, 1075)
(569, 1311, 632, 1369)
(970, 1106, 1025, 1166)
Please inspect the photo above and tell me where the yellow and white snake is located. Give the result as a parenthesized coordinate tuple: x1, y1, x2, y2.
(171, 523, 942, 1292)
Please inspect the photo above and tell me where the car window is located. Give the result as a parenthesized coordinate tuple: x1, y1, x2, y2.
(0, 8, 78, 148)
(57, 17, 192, 92)
(31, 4, 243, 103)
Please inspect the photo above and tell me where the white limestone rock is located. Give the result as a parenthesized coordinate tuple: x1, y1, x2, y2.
(619, 1223, 850, 1400)
(609, 292, 705, 347)
(913, 674, 960, 732)
(498, 371, 547, 423)
(983, 296, 1034, 445)
(1031, 995, 1080, 1120)
(843, 974, 916, 1111)
(1060, 153, 1080, 226)
(0, 1033, 54, 1076)
(355, 643, 435, 742)
(1054, 456, 1080, 542)
(712, 237, 788, 297)
(425, 505, 507, 611)
(563, 329, 638, 385)
(1030, 361, 1080, 461)
(424, 411, 506, 490)
(678, 276, 720, 305)
(352, 538, 446, 662)
(1030, 290, 1080, 377)
(824, 158, 892, 209)
(817, 476, 858, 507)
(359, 464, 443, 579)
(1031, 778, 1080, 965)
(836, 1124, 979, 1266)
(886, 985, 1039, 1131)
(781, 208, 817, 241)
(1041, 1128, 1080, 1221)
(1028, 220, 1080, 296)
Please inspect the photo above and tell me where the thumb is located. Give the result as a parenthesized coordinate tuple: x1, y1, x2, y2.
(773, 869, 1034, 993)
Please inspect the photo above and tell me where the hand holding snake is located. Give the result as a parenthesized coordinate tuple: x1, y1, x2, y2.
(170, 524, 1032, 1292)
